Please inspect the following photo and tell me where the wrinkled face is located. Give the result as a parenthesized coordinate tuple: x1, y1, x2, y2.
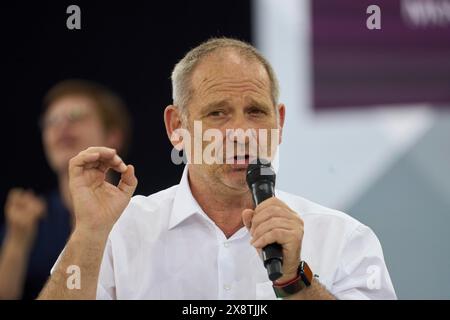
(185, 50, 284, 194)
(42, 95, 108, 174)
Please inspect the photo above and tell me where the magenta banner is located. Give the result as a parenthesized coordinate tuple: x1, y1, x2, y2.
(312, 0, 450, 110)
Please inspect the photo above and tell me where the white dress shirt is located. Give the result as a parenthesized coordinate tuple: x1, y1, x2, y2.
(95, 166, 396, 299)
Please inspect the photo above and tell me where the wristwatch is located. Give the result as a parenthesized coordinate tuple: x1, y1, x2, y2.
(272, 261, 313, 298)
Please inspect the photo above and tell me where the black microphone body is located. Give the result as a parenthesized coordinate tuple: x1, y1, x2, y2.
(246, 161, 283, 281)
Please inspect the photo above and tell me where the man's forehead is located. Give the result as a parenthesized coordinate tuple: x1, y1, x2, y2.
(46, 95, 94, 115)
(200, 96, 273, 112)
(191, 49, 270, 87)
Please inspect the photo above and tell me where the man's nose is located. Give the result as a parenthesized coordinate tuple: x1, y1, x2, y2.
(53, 117, 73, 132)
(227, 114, 253, 141)
(224, 116, 259, 159)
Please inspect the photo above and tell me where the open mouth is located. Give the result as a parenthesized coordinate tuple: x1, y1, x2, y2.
(226, 154, 256, 166)
(234, 154, 249, 162)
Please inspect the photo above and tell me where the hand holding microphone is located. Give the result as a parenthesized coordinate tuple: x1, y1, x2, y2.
(243, 160, 304, 283)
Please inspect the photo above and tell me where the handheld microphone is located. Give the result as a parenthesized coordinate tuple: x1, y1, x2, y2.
(246, 160, 283, 281)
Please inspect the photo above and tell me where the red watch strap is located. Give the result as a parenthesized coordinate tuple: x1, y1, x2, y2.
(273, 274, 301, 287)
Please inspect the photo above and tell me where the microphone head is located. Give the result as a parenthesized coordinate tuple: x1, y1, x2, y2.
(246, 159, 276, 189)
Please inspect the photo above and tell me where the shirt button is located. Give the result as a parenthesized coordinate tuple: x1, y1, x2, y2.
(223, 242, 230, 248)
(223, 284, 231, 291)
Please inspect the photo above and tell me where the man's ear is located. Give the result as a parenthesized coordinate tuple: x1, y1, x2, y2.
(277, 103, 286, 145)
(164, 105, 184, 149)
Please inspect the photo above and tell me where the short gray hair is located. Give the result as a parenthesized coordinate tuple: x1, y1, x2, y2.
(171, 38, 280, 119)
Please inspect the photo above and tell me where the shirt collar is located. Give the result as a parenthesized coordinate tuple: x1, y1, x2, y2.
(168, 165, 206, 230)
(168, 166, 251, 241)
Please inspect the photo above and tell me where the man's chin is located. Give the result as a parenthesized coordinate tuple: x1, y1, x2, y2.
(220, 168, 248, 191)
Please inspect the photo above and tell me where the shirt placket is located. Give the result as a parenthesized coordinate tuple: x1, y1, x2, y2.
(215, 226, 249, 299)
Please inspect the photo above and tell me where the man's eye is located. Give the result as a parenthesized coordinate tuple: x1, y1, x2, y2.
(249, 108, 266, 115)
(208, 110, 226, 117)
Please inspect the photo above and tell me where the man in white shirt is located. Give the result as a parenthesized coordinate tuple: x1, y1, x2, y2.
(38, 38, 396, 300)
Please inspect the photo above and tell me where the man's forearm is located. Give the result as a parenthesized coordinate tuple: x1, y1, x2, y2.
(286, 279, 336, 300)
(0, 229, 36, 299)
(38, 229, 108, 300)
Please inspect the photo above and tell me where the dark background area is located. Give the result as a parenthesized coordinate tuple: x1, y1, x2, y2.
(0, 1, 252, 224)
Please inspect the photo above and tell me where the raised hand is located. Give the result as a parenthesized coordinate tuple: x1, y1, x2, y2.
(4, 188, 46, 236)
(68, 146, 138, 237)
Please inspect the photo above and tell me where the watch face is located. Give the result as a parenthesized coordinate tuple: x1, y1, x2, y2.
(301, 261, 313, 286)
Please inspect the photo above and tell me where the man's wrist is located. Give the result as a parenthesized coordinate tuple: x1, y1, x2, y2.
(5, 226, 37, 249)
(273, 272, 299, 285)
(272, 261, 314, 298)
(71, 226, 111, 245)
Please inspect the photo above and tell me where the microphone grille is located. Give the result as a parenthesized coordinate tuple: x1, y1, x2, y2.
(246, 159, 276, 188)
